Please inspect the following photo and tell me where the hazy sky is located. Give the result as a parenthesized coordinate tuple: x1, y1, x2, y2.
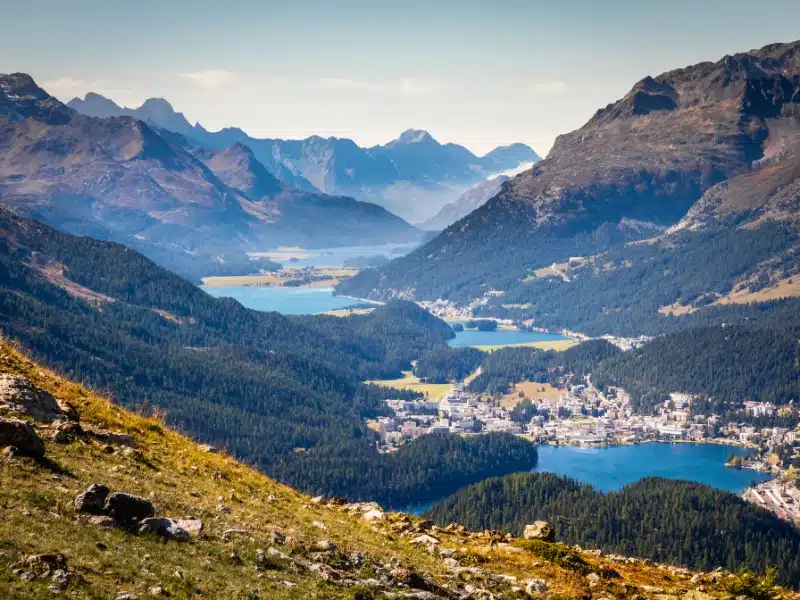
(3, 0, 800, 155)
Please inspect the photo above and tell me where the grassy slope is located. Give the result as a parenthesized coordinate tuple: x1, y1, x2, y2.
(1, 339, 797, 600)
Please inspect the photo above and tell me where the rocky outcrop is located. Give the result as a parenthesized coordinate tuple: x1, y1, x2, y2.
(0, 374, 74, 422)
(0, 417, 45, 457)
(103, 492, 155, 528)
(74, 484, 110, 515)
(523, 521, 555, 542)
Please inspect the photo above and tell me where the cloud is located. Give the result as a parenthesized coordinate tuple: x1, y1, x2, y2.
(314, 77, 442, 98)
(531, 81, 567, 94)
(41, 77, 86, 96)
(181, 69, 236, 90)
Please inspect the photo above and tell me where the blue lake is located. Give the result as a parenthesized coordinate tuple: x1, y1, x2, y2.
(447, 324, 569, 348)
(204, 286, 361, 315)
(405, 443, 770, 514)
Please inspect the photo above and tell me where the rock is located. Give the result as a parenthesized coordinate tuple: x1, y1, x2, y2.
(89, 515, 116, 528)
(363, 508, 385, 522)
(311, 520, 327, 530)
(267, 547, 291, 561)
(117, 593, 137, 600)
(312, 540, 337, 552)
(222, 528, 249, 541)
(84, 426, 137, 448)
(138, 517, 191, 541)
(148, 586, 167, 596)
(75, 483, 110, 514)
(0, 374, 74, 422)
(0, 417, 45, 457)
(410, 534, 440, 548)
(270, 529, 286, 545)
(310, 495, 324, 505)
(526, 578, 548, 595)
(523, 521, 554, 542)
(103, 492, 155, 528)
(175, 518, 203, 536)
(52, 420, 84, 443)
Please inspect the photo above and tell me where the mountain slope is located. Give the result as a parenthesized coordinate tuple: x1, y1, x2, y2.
(67, 94, 540, 222)
(340, 40, 800, 332)
(1, 74, 420, 280)
(3, 341, 793, 599)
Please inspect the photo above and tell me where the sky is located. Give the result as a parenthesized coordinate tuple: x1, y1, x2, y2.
(3, 0, 800, 156)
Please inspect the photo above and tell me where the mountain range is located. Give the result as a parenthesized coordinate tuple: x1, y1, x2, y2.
(0, 73, 420, 280)
(67, 93, 541, 223)
(340, 40, 800, 335)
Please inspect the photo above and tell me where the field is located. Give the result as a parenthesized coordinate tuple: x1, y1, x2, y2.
(366, 370, 453, 400)
(501, 381, 566, 409)
(474, 339, 578, 352)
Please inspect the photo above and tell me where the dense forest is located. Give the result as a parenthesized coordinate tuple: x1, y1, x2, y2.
(413, 346, 484, 383)
(593, 325, 800, 413)
(0, 208, 537, 505)
(342, 221, 800, 337)
(426, 473, 800, 587)
(468, 340, 620, 395)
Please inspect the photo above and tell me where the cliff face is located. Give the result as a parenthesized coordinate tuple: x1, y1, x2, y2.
(1, 340, 797, 599)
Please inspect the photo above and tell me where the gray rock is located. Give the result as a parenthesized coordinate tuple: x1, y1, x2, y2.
(270, 529, 286, 545)
(52, 421, 84, 444)
(89, 515, 116, 528)
(526, 578, 548, 595)
(104, 492, 155, 528)
(138, 517, 190, 541)
(523, 521, 554, 542)
(0, 374, 74, 422)
(175, 518, 203, 536)
(0, 417, 45, 458)
(312, 540, 337, 552)
(75, 483, 110, 514)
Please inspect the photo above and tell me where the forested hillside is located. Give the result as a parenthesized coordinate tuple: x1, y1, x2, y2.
(0, 208, 537, 506)
(413, 346, 485, 383)
(426, 473, 800, 587)
(593, 325, 800, 413)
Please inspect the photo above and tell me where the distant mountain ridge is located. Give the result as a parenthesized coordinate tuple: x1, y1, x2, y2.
(339, 40, 800, 333)
(67, 93, 541, 222)
(0, 73, 420, 280)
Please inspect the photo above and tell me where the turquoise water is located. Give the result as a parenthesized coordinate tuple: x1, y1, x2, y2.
(204, 286, 360, 315)
(447, 324, 569, 348)
(406, 443, 770, 514)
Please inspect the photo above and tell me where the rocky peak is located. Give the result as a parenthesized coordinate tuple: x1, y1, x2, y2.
(0, 72, 73, 125)
(391, 128, 437, 145)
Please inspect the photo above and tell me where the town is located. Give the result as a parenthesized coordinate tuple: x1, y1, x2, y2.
(367, 380, 800, 523)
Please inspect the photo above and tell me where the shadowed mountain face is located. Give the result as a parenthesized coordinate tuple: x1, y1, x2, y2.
(67, 95, 541, 222)
(420, 175, 510, 231)
(339, 40, 800, 319)
(0, 74, 420, 280)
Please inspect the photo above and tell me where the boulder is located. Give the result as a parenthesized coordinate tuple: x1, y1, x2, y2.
(52, 421, 84, 444)
(75, 483, 110, 514)
(363, 508, 385, 522)
(523, 521, 554, 542)
(312, 540, 337, 552)
(138, 517, 190, 541)
(0, 417, 45, 457)
(104, 492, 155, 528)
(175, 518, 203, 537)
(270, 529, 286, 545)
(526, 578, 548, 595)
(0, 374, 74, 422)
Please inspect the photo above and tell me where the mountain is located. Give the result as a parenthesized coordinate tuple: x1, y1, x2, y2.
(1, 73, 421, 281)
(420, 175, 510, 231)
(2, 344, 793, 600)
(0, 207, 537, 506)
(339, 40, 800, 334)
(426, 472, 800, 587)
(67, 94, 541, 222)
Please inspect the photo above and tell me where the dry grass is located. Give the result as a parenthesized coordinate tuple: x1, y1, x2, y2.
(714, 277, 800, 305)
(501, 381, 566, 409)
(474, 339, 578, 352)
